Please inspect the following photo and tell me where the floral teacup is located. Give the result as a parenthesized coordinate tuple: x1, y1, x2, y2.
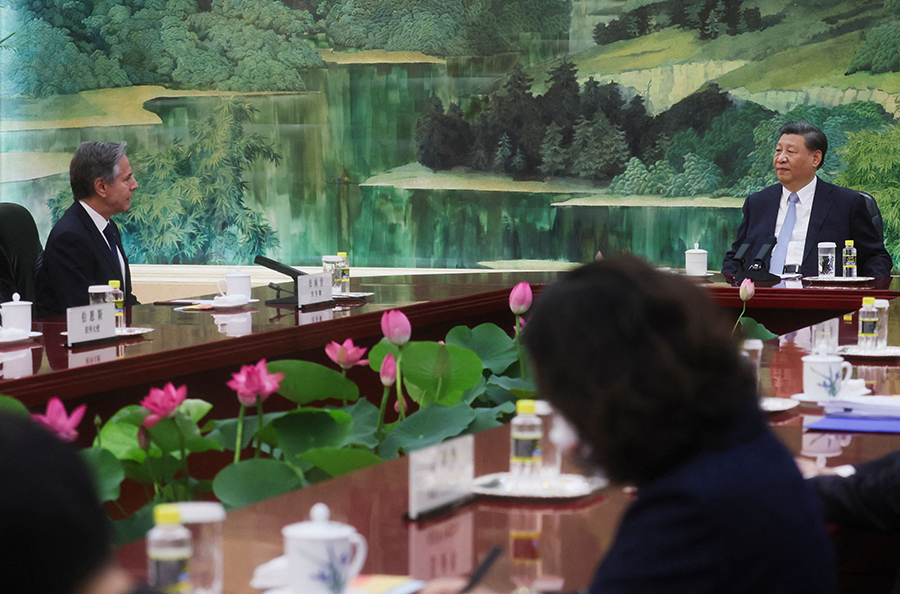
(802, 354, 852, 401)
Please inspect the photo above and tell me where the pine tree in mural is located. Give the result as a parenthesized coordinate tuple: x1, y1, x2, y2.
(444, 102, 475, 168)
(540, 58, 581, 142)
(570, 117, 604, 180)
(494, 133, 512, 172)
(581, 76, 601, 122)
(49, 99, 281, 264)
(416, 96, 447, 170)
(539, 121, 568, 177)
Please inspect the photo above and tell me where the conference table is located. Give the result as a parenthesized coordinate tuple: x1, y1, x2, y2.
(91, 271, 900, 594)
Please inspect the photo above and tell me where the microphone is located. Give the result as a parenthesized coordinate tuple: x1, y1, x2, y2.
(732, 237, 757, 267)
(749, 235, 777, 270)
(736, 235, 780, 283)
(254, 255, 306, 306)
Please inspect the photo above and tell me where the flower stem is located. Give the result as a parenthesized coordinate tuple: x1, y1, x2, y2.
(396, 351, 406, 421)
(732, 302, 747, 337)
(341, 368, 347, 406)
(255, 397, 264, 459)
(376, 385, 390, 440)
(234, 405, 246, 464)
(515, 315, 527, 380)
(177, 424, 191, 501)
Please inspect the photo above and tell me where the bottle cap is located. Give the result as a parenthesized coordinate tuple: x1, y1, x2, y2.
(337, 251, 347, 259)
(862, 297, 876, 306)
(875, 299, 890, 309)
(818, 242, 837, 249)
(516, 399, 536, 415)
(154, 504, 181, 525)
(108, 280, 121, 288)
(845, 240, 854, 247)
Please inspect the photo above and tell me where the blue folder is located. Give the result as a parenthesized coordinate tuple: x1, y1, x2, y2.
(807, 417, 900, 434)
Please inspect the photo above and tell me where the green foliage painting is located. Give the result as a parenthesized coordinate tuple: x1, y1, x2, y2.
(2, 0, 900, 268)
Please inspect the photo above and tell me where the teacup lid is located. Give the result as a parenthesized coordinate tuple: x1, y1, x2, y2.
(685, 242, 707, 254)
(282, 503, 357, 540)
(2, 293, 32, 307)
(226, 265, 249, 277)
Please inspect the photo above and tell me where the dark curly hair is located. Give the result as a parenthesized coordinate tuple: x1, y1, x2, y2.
(523, 256, 761, 486)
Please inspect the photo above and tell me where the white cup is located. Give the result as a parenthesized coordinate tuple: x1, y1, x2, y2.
(214, 312, 253, 337)
(0, 293, 32, 332)
(282, 503, 367, 594)
(1, 350, 33, 379)
(217, 266, 251, 299)
(802, 354, 852, 400)
(685, 243, 708, 276)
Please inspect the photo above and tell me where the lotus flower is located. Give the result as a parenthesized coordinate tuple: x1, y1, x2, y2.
(140, 382, 188, 428)
(325, 338, 369, 370)
(509, 282, 532, 315)
(31, 397, 86, 443)
(394, 394, 408, 414)
(227, 359, 284, 407)
(381, 310, 411, 346)
(380, 353, 397, 387)
(739, 278, 755, 302)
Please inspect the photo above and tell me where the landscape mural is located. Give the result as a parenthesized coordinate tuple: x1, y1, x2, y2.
(1, 0, 900, 269)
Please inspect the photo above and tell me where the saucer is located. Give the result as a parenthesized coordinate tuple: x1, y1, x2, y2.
(838, 345, 900, 359)
(761, 397, 800, 413)
(0, 330, 42, 346)
(471, 472, 607, 499)
(210, 297, 258, 310)
(791, 390, 872, 405)
(802, 275, 874, 284)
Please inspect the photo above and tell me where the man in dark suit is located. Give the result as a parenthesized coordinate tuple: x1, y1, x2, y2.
(722, 121, 893, 277)
(36, 141, 140, 318)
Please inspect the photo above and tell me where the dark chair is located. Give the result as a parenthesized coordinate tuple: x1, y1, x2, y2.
(860, 191, 884, 241)
(0, 203, 43, 302)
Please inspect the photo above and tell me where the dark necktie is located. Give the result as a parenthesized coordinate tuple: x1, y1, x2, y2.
(102, 223, 121, 280)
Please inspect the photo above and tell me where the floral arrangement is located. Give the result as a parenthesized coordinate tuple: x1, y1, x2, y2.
(0, 282, 538, 543)
(732, 278, 778, 341)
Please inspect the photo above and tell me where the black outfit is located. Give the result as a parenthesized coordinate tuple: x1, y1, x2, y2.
(723, 179, 893, 277)
(589, 410, 837, 594)
(36, 202, 138, 318)
(810, 451, 900, 533)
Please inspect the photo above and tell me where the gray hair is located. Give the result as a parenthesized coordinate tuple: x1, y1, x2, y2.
(69, 141, 128, 201)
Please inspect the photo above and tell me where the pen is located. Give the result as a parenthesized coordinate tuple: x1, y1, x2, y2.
(458, 544, 503, 594)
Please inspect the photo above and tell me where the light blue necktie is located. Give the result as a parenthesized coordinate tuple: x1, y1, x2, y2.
(769, 192, 799, 274)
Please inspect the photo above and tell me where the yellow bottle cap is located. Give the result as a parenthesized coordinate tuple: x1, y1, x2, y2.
(154, 504, 181, 525)
(337, 252, 347, 259)
(845, 240, 854, 247)
(516, 399, 536, 415)
(108, 280, 121, 288)
(863, 297, 876, 306)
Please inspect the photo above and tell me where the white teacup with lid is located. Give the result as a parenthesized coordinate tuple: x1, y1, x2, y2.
(0, 293, 32, 332)
(685, 243, 708, 276)
(216, 266, 251, 300)
(282, 503, 367, 594)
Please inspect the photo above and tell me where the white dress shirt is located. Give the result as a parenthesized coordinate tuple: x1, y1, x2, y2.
(773, 177, 817, 270)
(79, 201, 126, 283)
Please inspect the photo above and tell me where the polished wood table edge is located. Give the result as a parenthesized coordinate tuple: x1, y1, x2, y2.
(707, 284, 900, 309)
(3, 286, 530, 406)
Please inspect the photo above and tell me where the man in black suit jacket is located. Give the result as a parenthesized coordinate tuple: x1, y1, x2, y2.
(36, 141, 140, 318)
(722, 121, 893, 277)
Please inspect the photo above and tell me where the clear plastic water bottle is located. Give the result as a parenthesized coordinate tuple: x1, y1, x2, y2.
(106, 280, 125, 329)
(176, 502, 225, 594)
(842, 240, 857, 277)
(147, 504, 192, 593)
(337, 251, 350, 294)
(875, 298, 890, 351)
(858, 297, 878, 353)
(510, 399, 542, 491)
(534, 400, 561, 482)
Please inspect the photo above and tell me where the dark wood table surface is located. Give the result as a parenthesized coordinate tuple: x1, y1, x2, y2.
(106, 279, 900, 594)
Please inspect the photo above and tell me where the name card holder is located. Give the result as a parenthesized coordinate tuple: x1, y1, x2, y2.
(408, 434, 474, 520)
(297, 272, 333, 308)
(66, 303, 116, 348)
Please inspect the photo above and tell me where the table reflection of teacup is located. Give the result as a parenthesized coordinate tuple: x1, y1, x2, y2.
(214, 312, 252, 337)
(801, 433, 852, 468)
(216, 266, 251, 299)
(0, 350, 33, 379)
(802, 354, 852, 400)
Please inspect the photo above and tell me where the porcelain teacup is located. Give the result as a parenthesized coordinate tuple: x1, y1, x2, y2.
(802, 354, 852, 401)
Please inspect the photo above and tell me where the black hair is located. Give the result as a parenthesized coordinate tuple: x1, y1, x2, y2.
(778, 121, 827, 169)
(0, 413, 111, 594)
(70, 141, 128, 201)
(523, 256, 760, 486)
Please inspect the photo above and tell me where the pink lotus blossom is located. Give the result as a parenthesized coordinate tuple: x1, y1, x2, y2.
(739, 278, 755, 302)
(140, 383, 188, 428)
(325, 338, 369, 370)
(509, 282, 533, 315)
(381, 310, 411, 346)
(227, 359, 284, 407)
(31, 397, 86, 443)
(380, 353, 397, 387)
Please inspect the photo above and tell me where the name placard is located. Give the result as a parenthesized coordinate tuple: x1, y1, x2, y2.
(408, 434, 474, 520)
(297, 272, 332, 307)
(66, 303, 116, 347)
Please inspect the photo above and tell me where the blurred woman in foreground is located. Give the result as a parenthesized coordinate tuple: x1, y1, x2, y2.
(426, 256, 837, 594)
